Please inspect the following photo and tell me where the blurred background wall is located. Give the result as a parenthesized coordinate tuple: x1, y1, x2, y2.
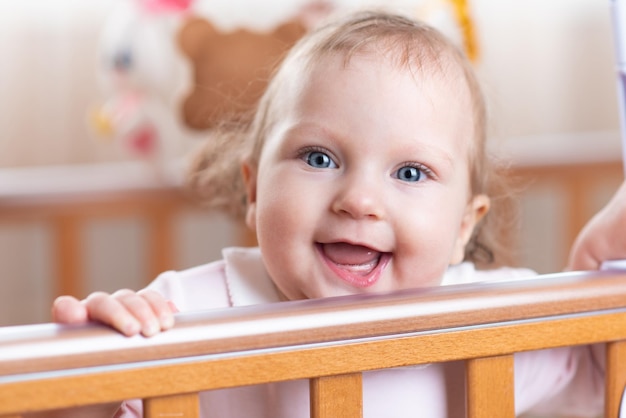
(0, 0, 622, 325)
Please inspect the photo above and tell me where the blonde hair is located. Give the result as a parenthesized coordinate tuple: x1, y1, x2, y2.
(187, 10, 515, 267)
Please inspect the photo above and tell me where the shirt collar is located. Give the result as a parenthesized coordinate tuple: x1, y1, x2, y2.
(223, 247, 281, 307)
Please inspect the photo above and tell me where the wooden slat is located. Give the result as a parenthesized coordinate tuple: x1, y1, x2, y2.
(310, 373, 362, 418)
(55, 215, 82, 298)
(0, 179, 198, 301)
(510, 160, 623, 267)
(605, 340, 626, 417)
(145, 204, 176, 284)
(466, 355, 514, 418)
(144, 393, 199, 418)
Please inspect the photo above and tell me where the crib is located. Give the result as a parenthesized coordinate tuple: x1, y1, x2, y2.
(0, 159, 624, 416)
(3, 1, 626, 415)
(1, 269, 626, 417)
(0, 154, 624, 418)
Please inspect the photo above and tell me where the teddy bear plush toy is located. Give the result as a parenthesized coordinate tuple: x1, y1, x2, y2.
(176, 1, 332, 131)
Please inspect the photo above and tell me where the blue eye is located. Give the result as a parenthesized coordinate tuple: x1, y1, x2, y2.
(306, 151, 336, 169)
(396, 165, 424, 182)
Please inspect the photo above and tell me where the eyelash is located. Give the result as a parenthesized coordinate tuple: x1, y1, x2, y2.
(298, 146, 337, 167)
(395, 163, 435, 183)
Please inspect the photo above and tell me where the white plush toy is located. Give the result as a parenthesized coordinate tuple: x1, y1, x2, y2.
(91, 0, 193, 181)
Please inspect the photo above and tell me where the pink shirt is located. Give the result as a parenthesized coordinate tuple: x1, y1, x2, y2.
(116, 247, 604, 417)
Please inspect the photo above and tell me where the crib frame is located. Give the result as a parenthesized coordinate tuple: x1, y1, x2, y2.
(1, 270, 626, 417)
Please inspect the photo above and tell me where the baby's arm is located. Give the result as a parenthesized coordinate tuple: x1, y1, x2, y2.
(52, 289, 175, 337)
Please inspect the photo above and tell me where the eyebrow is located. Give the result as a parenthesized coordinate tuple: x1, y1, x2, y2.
(405, 141, 455, 166)
(280, 122, 334, 141)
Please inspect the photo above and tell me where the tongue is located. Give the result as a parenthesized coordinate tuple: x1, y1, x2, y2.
(322, 243, 380, 266)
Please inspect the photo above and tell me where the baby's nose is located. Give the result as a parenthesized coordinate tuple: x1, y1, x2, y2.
(331, 174, 385, 220)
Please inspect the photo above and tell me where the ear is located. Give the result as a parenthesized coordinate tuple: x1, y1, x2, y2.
(177, 17, 216, 61)
(450, 194, 490, 264)
(241, 160, 258, 231)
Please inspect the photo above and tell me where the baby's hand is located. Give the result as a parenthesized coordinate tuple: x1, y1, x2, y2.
(567, 181, 626, 271)
(52, 289, 176, 337)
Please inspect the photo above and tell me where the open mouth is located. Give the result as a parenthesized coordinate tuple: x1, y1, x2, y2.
(317, 242, 391, 288)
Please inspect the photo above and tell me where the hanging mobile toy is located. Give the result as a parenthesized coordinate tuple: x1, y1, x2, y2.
(414, 0, 477, 61)
(447, 0, 478, 61)
(90, 0, 191, 173)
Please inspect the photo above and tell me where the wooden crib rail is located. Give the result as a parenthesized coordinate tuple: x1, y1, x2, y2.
(0, 162, 191, 299)
(2, 270, 626, 417)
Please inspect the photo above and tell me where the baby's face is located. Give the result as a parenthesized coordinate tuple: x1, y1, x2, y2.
(244, 53, 488, 300)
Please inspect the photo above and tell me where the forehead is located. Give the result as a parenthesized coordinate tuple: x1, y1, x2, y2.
(279, 49, 475, 138)
(278, 37, 475, 113)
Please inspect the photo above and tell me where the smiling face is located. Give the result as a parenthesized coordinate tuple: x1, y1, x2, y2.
(243, 52, 489, 300)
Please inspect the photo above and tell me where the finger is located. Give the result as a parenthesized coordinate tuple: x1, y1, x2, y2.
(167, 300, 180, 313)
(85, 291, 141, 337)
(137, 289, 176, 331)
(566, 249, 600, 271)
(51, 295, 89, 324)
(112, 289, 163, 337)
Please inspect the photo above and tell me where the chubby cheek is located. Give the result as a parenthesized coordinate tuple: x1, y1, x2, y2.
(256, 216, 301, 299)
(255, 199, 292, 266)
(256, 184, 302, 245)
(393, 243, 450, 289)
(392, 209, 463, 288)
(256, 166, 328, 238)
(254, 181, 314, 300)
